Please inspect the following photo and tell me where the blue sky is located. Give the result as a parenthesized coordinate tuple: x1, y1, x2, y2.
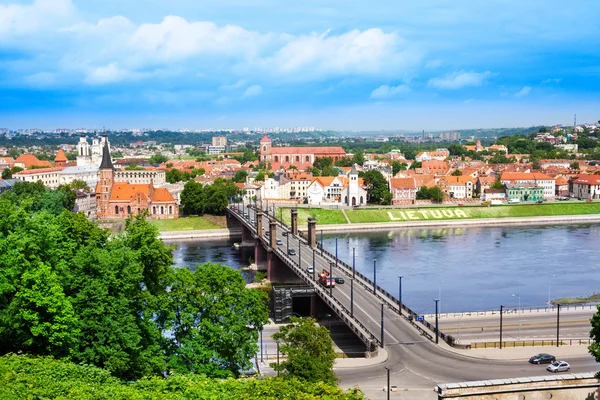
(1, 0, 600, 130)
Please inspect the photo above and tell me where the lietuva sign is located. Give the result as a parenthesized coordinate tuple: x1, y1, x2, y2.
(387, 209, 469, 221)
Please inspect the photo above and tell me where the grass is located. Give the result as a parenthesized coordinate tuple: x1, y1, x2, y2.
(552, 293, 600, 305)
(279, 207, 348, 225)
(150, 215, 225, 231)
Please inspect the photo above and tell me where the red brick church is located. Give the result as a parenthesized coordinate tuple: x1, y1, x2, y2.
(259, 135, 347, 170)
(96, 141, 178, 219)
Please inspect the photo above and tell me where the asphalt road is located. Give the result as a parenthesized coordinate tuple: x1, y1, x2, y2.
(234, 205, 600, 399)
(430, 309, 595, 343)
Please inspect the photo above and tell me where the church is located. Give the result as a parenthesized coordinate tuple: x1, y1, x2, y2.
(259, 135, 347, 170)
(96, 141, 178, 220)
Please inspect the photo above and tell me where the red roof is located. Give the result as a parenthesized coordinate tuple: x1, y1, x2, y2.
(260, 135, 271, 143)
(14, 154, 53, 168)
(14, 167, 64, 175)
(390, 178, 417, 189)
(54, 150, 68, 162)
(271, 147, 346, 155)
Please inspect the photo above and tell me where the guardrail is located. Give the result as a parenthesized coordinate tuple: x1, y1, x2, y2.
(470, 338, 592, 349)
(424, 304, 599, 319)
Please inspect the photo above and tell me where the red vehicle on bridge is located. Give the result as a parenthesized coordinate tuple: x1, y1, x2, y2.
(319, 269, 336, 288)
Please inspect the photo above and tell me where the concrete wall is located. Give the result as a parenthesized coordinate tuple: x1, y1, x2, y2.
(436, 373, 599, 400)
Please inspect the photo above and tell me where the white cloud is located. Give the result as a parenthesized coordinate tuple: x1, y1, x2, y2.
(515, 86, 531, 97)
(0, 0, 75, 37)
(85, 63, 133, 84)
(428, 71, 492, 90)
(542, 78, 561, 84)
(242, 85, 262, 98)
(370, 84, 410, 99)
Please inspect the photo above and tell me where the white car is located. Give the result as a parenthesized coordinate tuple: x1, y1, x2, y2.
(306, 266, 314, 274)
(546, 361, 570, 373)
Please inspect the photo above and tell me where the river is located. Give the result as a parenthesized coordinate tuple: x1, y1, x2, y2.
(168, 223, 600, 314)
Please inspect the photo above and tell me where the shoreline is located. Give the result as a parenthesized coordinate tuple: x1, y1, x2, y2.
(158, 214, 600, 240)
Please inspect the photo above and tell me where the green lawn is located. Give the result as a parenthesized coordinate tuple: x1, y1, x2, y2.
(280, 207, 348, 225)
(285, 202, 600, 225)
(151, 216, 224, 231)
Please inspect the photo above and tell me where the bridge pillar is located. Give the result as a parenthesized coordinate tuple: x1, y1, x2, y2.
(241, 225, 253, 245)
(269, 220, 277, 248)
(307, 217, 316, 248)
(310, 294, 318, 318)
(291, 209, 298, 235)
(256, 210, 263, 236)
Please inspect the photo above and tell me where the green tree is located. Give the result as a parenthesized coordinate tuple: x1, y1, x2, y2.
(410, 161, 422, 169)
(589, 305, 600, 374)
(233, 170, 248, 183)
(125, 163, 145, 170)
(362, 170, 391, 205)
(272, 317, 337, 385)
(429, 186, 445, 202)
(10, 166, 23, 174)
(161, 264, 268, 377)
(149, 153, 169, 164)
(255, 171, 266, 182)
(67, 180, 89, 191)
(313, 157, 333, 170)
(451, 170, 463, 176)
(391, 161, 407, 176)
(180, 181, 203, 215)
(166, 168, 186, 183)
(351, 148, 365, 164)
(531, 159, 542, 170)
(416, 186, 430, 200)
(490, 178, 505, 190)
(570, 161, 580, 170)
(1, 168, 11, 179)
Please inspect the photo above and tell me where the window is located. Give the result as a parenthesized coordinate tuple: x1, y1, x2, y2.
(275, 156, 279, 162)
(285, 156, 289, 162)
(127, 205, 131, 214)
(161, 206, 164, 215)
(169, 206, 173, 214)
(153, 206, 156, 214)
(115, 206, 119, 215)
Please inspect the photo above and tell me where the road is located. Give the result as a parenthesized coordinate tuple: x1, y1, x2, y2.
(234, 205, 599, 399)
(429, 309, 595, 343)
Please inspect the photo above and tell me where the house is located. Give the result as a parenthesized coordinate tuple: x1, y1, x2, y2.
(389, 177, 417, 205)
(14, 167, 65, 188)
(13, 154, 53, 169)
(500, 172, 555, 200)
(415, 149, 450, 162)
(0, 157, 14, 170)
(571, 175, 600, 200)
(306, 167, 367, 206)
(74, 189, 97, 220)
(476, 176, 497, 196)
(482, 188, 506, 202)
(506, 183, 544, 202)
(438, 176, 475, 199)
(420, 160, 451, 175)
(555, 176, 569, 197)
(259, 135, 347, 170)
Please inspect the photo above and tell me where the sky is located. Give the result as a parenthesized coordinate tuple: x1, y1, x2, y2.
(1, 0, 600, 131)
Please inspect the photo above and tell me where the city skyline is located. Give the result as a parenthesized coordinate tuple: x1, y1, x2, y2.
(1, 0, 600, 130)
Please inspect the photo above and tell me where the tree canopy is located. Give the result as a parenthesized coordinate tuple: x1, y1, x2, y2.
(180, 178, 240, 216)
(361, 170, 391, 205)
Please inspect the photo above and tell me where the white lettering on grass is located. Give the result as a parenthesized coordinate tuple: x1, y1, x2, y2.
(387, 209, 470, 221)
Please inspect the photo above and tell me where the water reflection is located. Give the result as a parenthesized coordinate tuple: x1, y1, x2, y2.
(168, 224, 600, 314)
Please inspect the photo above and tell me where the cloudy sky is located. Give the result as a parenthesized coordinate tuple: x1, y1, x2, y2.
(1, 0, 599, 130)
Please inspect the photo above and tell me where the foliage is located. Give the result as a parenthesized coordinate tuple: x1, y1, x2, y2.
(361, 170, 391, 205)
(590, 305, 600, 372)
(67, 179, 90, 191)
(451, 169, 462, 176)
(0, 181, 74, 214)
(160, 264, 269, 377)
(570, 161, 580, 170)
(415, 186, 444, 202)
(233, 147, 258, 164)
(180, 179, 239, 216)
(272, 317, 337, 385)
(490, 178, 505, 189)
(149, 153, 169, 164)
(254, 271, 267, 282)
(233, 170, 249, 183)
(255, 171, 266, 181)
(125, 163, 145, 170)
(410, 161, 422, 169)
(391, 161, 407, 176)
(10, 166, 23, 174)
(1, 168, 11, 179)
(165, 167, 205, 183)
(0, 354, 364, 399)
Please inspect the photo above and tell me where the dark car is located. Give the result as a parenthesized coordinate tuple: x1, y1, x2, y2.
(529, 353, 555, 364)
(536, 200, 544, 204)
(282, 231, 289, 236)
(288, 249, 296, 256)
(334, 277, 345, 284)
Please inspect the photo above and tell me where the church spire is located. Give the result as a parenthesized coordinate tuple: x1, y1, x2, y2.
(99, 138, 113, 170)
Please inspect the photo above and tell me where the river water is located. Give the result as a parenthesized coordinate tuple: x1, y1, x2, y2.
(168, 223, 600, 314)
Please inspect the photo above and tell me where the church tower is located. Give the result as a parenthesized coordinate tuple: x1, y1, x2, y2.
(96, 139, 114, 218)
(76, 134, 91, 166)
(347, 164, 360, 206)
(260, 134, 272, 163)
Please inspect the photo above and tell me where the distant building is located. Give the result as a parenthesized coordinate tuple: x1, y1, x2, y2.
(506, 183, 544, 202)
(439, 132, 461, 141)
(14, 167, 64, 188)
(77, 133, 109, 167)
(74, 189, 97, 220)
(259, 135, 347, 170)
(390, 177, 417, 205)
(212, 136, 227, 147)
(415, 149, 450, 162)
(501, 172, 555, 199)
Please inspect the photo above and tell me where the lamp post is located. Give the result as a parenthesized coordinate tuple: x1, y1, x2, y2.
(385, 367, 391, 400)
(299, 239, 301, 266)
(350, 279, 354, 318)
(335, 237, 338, 267)
(373, 259, 377, 294)
(398, 276, 403, 315)
(434, 299, 439, 344)
(499, 304, 504, 349)
(352, 247, 356, 278)
(276, 341, 280, 376)
(380, 303, 385, 347)
(320, 230, 323, 248)
(329, 262, 333, 297)
(312, 249, 316, 280)
(260, 329, 263, 362)
(512, 293, 521, 340)
(557, 303, 561, 347)
(286, 230, 289, 250)
(438, 280, 443, 315)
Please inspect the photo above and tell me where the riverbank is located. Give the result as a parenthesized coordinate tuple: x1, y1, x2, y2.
(552, 293, 600, 305)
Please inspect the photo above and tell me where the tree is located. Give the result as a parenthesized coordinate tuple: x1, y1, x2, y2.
(161, 264, 268, 377)
(233, 170, 248, 183)
(416, 186, 430, 200)
(313, 157, 333, 170)
(351, 148, 365, 165)
(255, 171, 265, 182)
(410, 161, 422, 169)
(10, 166, 23, 174)
(429, 186, 445, 202)
(180, 181, 203, 215)
(451, 170, 463, 176)
(1, 168, 11, 179)
(166, 168, 186, 183)
(272, 317, 337, 385)
(68, 180, 89, 191)
(570, 161, 580, 170)
(149, 153, 168, 164)
(589, 306, 600, 373)
(125, 163, 145, 170)
(362, 170, 391, 205)
(490, 178, 505, 190)
(531, 159, 542, 170)
(391, 161, 407, 176)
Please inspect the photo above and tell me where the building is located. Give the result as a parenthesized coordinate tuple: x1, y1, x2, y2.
(438, 176, 475, 199)
(212, 136, 227, 147)
(439, 132, 461, 140)
(415, 149, 450, 162)
(306, 167, 367, 206)
(481, 188, 506, 202)
(74, 189, 96, 220)
(54, 150, 68, 167)
(14, 167, 64, 188)
(259, 135, 347, 170)
(95, 141, 178, 220)
(389, 177, 417, 205)
(77, 133, 109, 167)
(506, 183, 544, 202)
(571, 175, 600, 200)
(13, 154, 53, 169)
(501, 172, 555, 199)
(114, 169, 166, 186)
(58, 165, 99, 188)
(0, 179, 17, 194)
(476, 176, 497, 196)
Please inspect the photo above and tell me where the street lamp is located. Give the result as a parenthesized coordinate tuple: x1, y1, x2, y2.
(384, 367, 391, 400)
(438, 280, 443, 315)
(373, 259, 377, 294)
(512, 293, 521, 340)
(434, 299, 439, 344)
(352, 247, 356, 278)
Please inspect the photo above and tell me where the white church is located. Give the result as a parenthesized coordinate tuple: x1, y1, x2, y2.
(77, 133, 110, 167)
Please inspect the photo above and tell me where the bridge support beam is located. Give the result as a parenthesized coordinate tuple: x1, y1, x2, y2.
(254, 239, 268, 271)
(269, 220, 277, 248)
(291, 209, 298, 235)
(256, 210, 263, 236)
(307, 217, 316, 248)
(241, 225, 254, 246)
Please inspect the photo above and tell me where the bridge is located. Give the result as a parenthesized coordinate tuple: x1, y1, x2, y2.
(228, 201, 444, 354)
